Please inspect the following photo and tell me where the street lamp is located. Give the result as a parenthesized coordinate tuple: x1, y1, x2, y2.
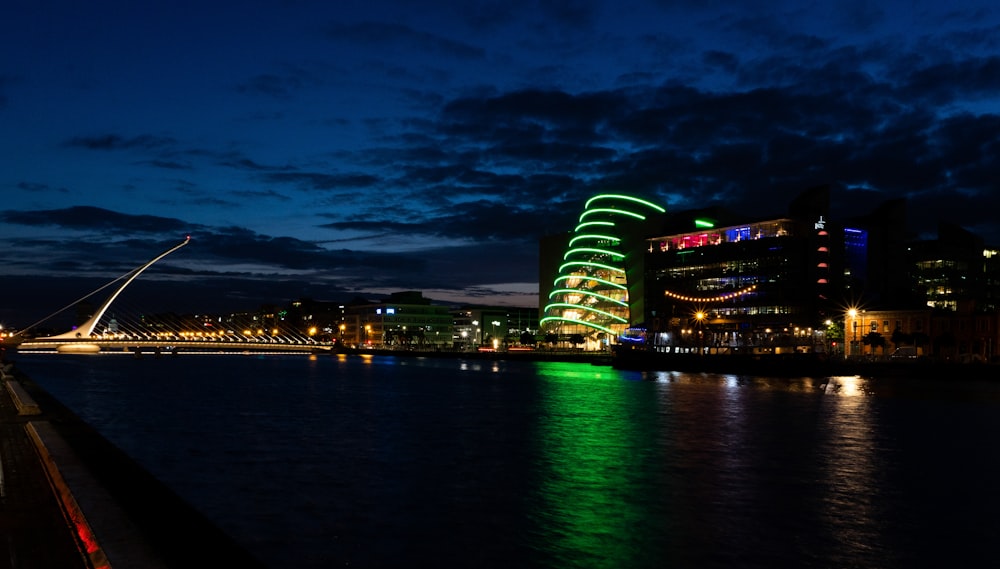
(848, 309, 858, 358)
(694, 311, 706, 354)
(824, 319, 833, 354)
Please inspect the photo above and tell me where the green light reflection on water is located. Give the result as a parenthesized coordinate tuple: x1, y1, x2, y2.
(529, 361, 666, 568)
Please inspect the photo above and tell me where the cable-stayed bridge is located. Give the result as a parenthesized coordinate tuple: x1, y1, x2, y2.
(13, 237, 334, 355)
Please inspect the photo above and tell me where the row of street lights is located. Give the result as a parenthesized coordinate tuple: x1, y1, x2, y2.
(345, 319, 507, 349)
(681, 307, 863, 356)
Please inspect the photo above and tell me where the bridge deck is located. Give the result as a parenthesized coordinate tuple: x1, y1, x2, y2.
(17, 338, 334, 353)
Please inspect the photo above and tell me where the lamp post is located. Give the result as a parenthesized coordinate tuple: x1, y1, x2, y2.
(695, 311, 705, 354)
(848, 309, 857, 359)
(472, 320, 479, 346)
(491, 320, 501, 350)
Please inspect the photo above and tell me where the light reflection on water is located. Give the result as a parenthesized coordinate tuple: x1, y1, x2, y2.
(16, 354, 1000, 569)
(530, 362, 658, 567)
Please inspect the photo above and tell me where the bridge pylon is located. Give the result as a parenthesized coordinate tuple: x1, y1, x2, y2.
(34, 237, 191, 351)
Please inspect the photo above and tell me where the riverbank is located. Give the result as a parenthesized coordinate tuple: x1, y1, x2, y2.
(336, 346, 615, 365)
(609, 348, 997, 379)
(338, 345, 996, 380)
(0, 358, 267, 568)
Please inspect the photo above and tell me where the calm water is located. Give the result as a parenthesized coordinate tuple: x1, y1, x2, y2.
(15, 353, 1000, 568)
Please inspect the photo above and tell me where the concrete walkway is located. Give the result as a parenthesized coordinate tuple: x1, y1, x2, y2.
(0, 360, 266, 568)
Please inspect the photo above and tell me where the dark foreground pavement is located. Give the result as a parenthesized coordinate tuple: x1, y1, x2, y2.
(0, 359, 266, 568)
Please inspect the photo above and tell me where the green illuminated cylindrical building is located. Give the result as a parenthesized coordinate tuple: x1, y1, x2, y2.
(540, 194, 665, 348)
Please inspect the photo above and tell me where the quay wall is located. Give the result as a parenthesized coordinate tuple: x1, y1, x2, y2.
(4, 361, 267, 568)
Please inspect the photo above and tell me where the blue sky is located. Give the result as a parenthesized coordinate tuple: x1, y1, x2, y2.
(2, 0, 999, 327)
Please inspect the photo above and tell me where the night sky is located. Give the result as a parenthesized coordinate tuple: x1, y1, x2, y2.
(2, 0, 999, 327)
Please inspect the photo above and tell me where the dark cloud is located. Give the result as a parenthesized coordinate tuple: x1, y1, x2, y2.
(405, 239, 541, 289)
(0, 205, 480, 327)
(336, 38, 1000, 245)
(325, 21, 486, 59)
(16, 181, 68, 193)
(237, 73, 305, 98)
(63, 134, 177, 151)
(320, 199, 577, 242)
(231, 189, 292, 201)
(537, 0, 599, 28)
(219, 157, 274, 171)
(192, 226, 423, 273)
(214, 157, 379, 192)
(442, 89, 629, 141)
(837, 1, 886, 32)
(235, 64, 330, 99)
(139, 159, 193, 170)
(940, 23, 1000, 52)
(900, 55, 1000, 105)
(0, 207, 431, 278)
(262, 171, 381, 191)
(0, 206, 195, 235)
(702, 50, 740, 73)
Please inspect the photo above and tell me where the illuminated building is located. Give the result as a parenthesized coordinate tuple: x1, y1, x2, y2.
(343, 291, 453, 348)
(451, 306, 539, 350)
(909, 222, 989, 312)
(540, 194, 665, 349)
(642, 186, 907, 353)
(853, 223, 1000, 363)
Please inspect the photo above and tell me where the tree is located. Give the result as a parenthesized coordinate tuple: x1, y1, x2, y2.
(890, 327, 912, 350)
(520, 331, 536, 345)
(826, 320, 844, 344)
(568, 333, 585, 348)
(544, 333, 558, 346)
(862, 331, 886, 356)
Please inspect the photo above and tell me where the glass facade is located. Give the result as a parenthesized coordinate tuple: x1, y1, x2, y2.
(645, 216, 822, 352)
(655, 219, 795, 252)
(843, 227, 868, 286)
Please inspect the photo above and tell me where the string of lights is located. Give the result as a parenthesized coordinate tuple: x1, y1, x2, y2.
(662, 284, 758, 303)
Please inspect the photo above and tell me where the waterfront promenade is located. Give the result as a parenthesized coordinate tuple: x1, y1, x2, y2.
(0, 358, 265, 568)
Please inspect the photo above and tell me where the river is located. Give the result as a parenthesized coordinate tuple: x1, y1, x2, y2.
(14, 353, 1000, 568)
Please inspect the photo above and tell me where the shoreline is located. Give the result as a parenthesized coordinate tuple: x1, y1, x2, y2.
(608, 348, 998, 379)
(13, 344, 998, 380)
(1, 359, 268, 568)
(337, 346, 999, 380)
